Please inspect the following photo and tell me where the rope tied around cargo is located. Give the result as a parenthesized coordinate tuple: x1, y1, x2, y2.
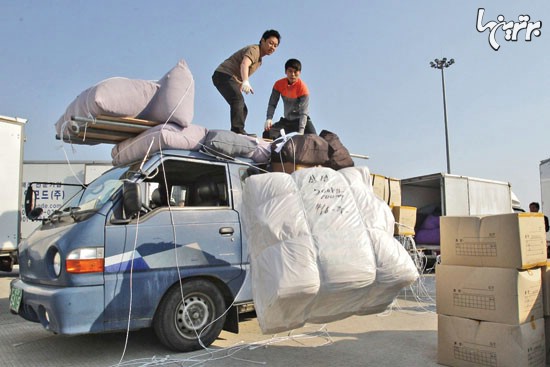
(272, 129, 299, 154)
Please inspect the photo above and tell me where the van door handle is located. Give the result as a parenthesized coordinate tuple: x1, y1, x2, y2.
(219, 227, 234, 236)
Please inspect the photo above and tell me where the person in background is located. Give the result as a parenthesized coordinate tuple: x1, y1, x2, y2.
(212, 29, 281, 136)
(529, 201, 549, 232)
(530, 201, 550, 257)
(263, 58, 317, 139)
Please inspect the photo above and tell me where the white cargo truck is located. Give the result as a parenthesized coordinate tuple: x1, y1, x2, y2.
(0, 115, 27, 272)
(21, 161, 112, 240)
(540, 158, 550, 243)
(401, 173, 514, 260)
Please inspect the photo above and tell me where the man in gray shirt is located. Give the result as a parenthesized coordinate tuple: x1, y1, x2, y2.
(212, 29, 280, 135)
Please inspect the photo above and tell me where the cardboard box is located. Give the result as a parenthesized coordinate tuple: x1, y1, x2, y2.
(542, 261, 550, 316)
(440, 213, 547, 269)
(438, 314, 546, 367)
(436, 264, 543, 324)
(271, 162, 314, 174)
(388, 178, 401, 207)
(371, 174, 389, 203)
(392, 206, 417, 236)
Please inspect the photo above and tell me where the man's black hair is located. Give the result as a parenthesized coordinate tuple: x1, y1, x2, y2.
(530, 202, 541, 210)
(261, 29, 281, 44)
(285, 58, 302, 71)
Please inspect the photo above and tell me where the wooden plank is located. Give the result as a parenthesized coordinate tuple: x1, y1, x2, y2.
(76, 128, 133, 142)
(71, 116, 156, 134)
(83, 123, 147, 134)
(67, 116, 158, 138)
(95, 115, 159, 127)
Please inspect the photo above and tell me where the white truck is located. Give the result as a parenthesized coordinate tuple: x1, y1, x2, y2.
(0, 115, 27, 272)
(400, 172, 515, 260)
(540, 158, 550, 243)
(21, 161, 112, 240)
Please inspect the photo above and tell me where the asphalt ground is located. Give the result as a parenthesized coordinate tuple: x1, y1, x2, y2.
(2, 266, 440, 367)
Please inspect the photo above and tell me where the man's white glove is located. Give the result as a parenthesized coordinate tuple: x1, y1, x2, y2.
(241, 80, 253, 94)
(264, 119, 272, 131)
(298, 128, 305, 135)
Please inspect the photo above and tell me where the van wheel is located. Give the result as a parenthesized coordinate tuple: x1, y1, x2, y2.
(153, 279, 226, 352)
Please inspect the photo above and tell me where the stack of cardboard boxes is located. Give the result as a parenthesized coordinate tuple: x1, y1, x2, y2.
(371, 174, 417, 236)
(371, 174, 401, 208)
(436, 213, 548, 367)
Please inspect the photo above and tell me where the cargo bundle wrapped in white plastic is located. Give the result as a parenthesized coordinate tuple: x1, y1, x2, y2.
(242, 166, 419, 334)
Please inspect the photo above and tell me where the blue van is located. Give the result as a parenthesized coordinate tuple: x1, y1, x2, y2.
(10, 150, 259, 352)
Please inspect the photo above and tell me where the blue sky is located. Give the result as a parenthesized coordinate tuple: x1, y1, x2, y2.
(1, 1, 549, 208)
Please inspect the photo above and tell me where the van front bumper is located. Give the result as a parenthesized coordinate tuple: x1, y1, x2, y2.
(10, 278, 105, 335)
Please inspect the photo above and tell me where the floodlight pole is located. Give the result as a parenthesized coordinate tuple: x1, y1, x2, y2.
(430, 58, 455, 174)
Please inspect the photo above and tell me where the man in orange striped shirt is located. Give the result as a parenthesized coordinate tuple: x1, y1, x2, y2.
(263, 59, 317, 139)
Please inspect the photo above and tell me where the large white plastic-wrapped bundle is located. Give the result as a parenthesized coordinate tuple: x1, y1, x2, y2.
(339, 166, 394, 234)
(242, 166, 419, 334)
(242, 172, 320, 333)
(354, 228, 420, 315)
(292, 169, 377, 291)
(338, 166, 419, 313)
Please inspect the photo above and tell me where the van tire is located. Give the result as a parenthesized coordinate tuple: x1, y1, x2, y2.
(153, 279, 226, 352)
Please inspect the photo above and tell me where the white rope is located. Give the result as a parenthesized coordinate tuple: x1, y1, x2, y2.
(116, 209, 141, 366)
(109, 324, 333, 367)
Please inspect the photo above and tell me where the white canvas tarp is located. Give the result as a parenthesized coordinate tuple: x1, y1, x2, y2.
(242, 166, 419, 334)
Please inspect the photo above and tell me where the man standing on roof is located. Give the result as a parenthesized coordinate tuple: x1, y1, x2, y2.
(212, 29, 281, 136)
(263, 58, 317, 139)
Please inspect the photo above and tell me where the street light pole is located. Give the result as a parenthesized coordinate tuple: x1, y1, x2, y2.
(430, 58, 455, 174)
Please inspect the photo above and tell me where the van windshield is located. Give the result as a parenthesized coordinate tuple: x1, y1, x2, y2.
(58, 166, 132, 214)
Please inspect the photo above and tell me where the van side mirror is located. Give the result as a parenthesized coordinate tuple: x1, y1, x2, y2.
(122, 181, 142, 219)
(25, 184, 43, 220)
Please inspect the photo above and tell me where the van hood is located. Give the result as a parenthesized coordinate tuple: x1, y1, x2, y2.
(18, 213, 107, 286)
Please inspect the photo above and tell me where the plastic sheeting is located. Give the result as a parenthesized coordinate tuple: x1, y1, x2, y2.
(242, 166, 419, 334)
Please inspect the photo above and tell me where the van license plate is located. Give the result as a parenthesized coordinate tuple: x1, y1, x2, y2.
(9, 286, 22, 313)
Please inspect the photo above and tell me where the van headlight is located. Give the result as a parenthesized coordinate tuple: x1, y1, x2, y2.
(47, 247, 62, 278)
(53, 251, 61, 277)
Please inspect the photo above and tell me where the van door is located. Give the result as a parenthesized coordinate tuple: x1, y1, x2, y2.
(103, 158, 243, 330)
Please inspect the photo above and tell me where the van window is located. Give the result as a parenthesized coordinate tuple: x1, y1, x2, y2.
(60, 166, 130, 213)
(143, 159, 229, 208)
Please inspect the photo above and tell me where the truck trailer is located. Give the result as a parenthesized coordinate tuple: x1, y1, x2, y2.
(400, 172, 514, 260)
(0, 115, 27, 272)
